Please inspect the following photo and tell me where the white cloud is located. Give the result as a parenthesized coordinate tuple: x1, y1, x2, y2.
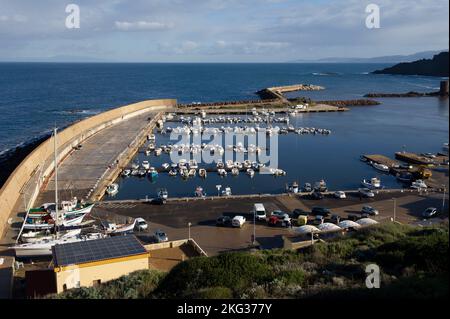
(115, 20, 173, 31)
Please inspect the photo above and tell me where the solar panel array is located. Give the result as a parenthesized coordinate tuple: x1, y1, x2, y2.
(53, 235, 147, 267)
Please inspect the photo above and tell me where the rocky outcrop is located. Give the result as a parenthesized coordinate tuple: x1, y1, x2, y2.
(373, 51, 449, 77)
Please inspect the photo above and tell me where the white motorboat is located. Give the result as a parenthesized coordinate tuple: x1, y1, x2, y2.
(189, 159, 198, 169)
(162, 163, 170, 170)
(216, 161, 225, 169)
(372, 163, 390, 173)
(188, 168, 197, 177)
(121, 169, 131, 177)
(158, 188, 169, 200)
(361, 177, 382, 189)
(218, 168, 227, 177)
(231, 167, 240, 176)
(222, 187, 232, 196)
(286, 182, 299, 193)
(225, 160, 234, 170)
(411, 179, 427, 189)
(106, 183, 119, 196)
(142, 161, 150, 170)
(131, 169, 139, 176)
(21, 228, 81, 244)
(131, 161, 140, 170)
(154, 148, 163, 156)
(247, 169, 255, 178)
(168, 169, 177, 176)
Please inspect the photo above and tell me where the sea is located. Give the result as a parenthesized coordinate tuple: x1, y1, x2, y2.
(0, 63, 448, 198)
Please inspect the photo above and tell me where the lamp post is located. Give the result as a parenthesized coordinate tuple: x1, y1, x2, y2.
(392, 198, 397, 222)
(188, 222, 192, 240)
(252, 209, 256, 246)
(442, 185, 447, 213)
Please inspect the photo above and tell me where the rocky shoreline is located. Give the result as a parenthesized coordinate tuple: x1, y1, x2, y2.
(364, 91, 444, 98)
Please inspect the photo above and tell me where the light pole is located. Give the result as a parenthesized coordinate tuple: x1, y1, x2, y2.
(392, 198, 397, 222)
(252, 209, 256, 246)
(188, 222, 192, 240)
(442, 185, 447, 213)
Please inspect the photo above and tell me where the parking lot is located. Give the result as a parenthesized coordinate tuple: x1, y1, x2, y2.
(93, 190, 448, 256)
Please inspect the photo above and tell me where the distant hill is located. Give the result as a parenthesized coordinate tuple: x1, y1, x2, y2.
(289, 50, 444, 64)
(373, 51, 449, 77)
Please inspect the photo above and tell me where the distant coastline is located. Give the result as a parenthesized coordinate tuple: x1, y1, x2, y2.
(373, 52, 449, 77)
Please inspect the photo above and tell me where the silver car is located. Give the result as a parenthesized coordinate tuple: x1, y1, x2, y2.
(361, 205, 379, 216)
(154, 230, 168, 243)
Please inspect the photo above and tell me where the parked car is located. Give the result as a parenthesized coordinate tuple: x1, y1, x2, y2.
(312, 215, 324, 225)
(422, 207, 438, 219)
(154, 230, 168, 243)
(149, 197, 166, 205)
(361, 205, 379, 216)
(232, 216, 246, 228)
(310, 190, 324, 200)
(216, 216, 232, 227)
(359, 188, 375, 198)
(253, 203, 267, 221)
(311, 207, 331, 217)
(296, 215, 308, 226)
(271, 210, 287, 219)
(334, 191, 346, 199)
(291, 208, 309, 218)
(135, 218, 148, 231)
(329, 214, 341, 224)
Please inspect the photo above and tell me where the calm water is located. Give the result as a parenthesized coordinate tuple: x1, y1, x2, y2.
(0, 63, 448, 197)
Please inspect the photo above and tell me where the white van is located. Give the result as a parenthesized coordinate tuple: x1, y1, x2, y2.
(232, 216, 246, 228)
(253, 203, 267, 221)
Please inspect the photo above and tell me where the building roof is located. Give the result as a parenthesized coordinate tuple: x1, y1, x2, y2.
(52, 235, 147, 267)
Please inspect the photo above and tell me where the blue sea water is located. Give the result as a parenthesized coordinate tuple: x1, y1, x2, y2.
(0, 63, 448, 197)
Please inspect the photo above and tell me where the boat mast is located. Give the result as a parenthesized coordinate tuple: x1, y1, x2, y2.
(54, 127, 59, 239)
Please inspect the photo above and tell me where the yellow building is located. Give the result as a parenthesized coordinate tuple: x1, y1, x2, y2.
(52, 235, 149, 293)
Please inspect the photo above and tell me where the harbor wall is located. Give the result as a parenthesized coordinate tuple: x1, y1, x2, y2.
(0, 99, 177, 239)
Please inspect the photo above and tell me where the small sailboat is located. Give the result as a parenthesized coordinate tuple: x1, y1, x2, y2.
(141, 160, 150, 170)
(247, 168, 255, 178)
(121, 169, 131, 177)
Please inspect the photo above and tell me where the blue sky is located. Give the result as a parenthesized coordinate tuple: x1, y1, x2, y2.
(0, 0, 448, 62)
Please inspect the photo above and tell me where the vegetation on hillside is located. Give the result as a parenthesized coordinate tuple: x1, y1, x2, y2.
(48, 223, 448, 299)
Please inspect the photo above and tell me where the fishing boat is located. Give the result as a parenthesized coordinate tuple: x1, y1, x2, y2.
(247, 169, 255, 178)
(303, 183, 312, 192)
(361, 177, 382, 189)
(287, 182, 299, 193)
(106, 183, 119, 196)
(231, 167, 240, 176)
(199, 168, 207, 178)
(372, 162, 390, 173)
(189, 159, 198, 169)
(313, 180, 328, 192)
(216, 161, 225, 169)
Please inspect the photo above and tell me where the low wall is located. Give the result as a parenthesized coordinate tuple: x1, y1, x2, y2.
(0, 99, 177, 239)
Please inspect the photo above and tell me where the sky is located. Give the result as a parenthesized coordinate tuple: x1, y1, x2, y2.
(0, 0, 448, 62)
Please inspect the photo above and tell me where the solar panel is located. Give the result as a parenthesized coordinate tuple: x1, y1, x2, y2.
(52, 235, 147, 267)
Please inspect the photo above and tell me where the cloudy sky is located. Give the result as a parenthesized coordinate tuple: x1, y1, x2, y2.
(0, 0, 448, 62)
